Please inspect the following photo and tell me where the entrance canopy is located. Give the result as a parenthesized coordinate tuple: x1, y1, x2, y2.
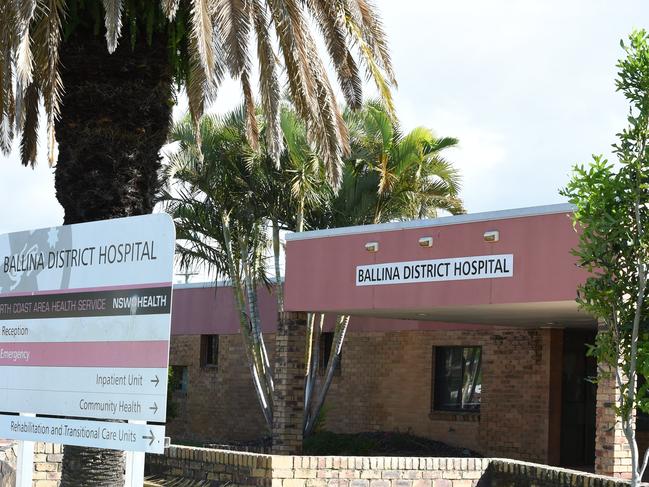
(284, 204, 594, 328)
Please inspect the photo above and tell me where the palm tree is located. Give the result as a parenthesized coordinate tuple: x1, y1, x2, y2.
(163, 107, 332, 433)
(342, 100, 464, 225)
(302, 101, 465, 434)
(1, 1, 395, 184)
(162, 109, 277, 427)
(164, 100, 466, 439)
(0, 1, 395, 484)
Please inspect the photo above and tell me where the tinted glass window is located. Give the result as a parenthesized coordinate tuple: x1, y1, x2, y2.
(434, 346, 482, 412)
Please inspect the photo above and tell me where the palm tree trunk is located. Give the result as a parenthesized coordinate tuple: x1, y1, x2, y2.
(55, 25, 172, 224)
(305, 315, 350, 435)
(222, 216, 274, 428)
(296, 194, 305, 232)
(272, 219, 284, 311)
(303, 313, 323, 429)
(240, 236, 275, 407)
(55, 26, 172, 486)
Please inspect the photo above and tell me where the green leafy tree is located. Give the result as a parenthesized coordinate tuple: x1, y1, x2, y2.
(1, 1, 394, 482)
(163, 102, 466, 439)
(561, 30, 649, 486)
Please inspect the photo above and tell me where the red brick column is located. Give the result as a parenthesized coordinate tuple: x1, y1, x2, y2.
(594, 322, 632, 478)
(272, 311, 307, 454)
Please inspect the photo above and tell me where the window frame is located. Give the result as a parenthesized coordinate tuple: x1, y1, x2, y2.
(170, 365, 189, 395)
(318, 331, 341, 376)
(200, 334, 219, 369)
(432, 345, 482, 414)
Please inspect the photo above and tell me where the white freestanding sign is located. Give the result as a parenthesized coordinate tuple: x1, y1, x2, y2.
(0, 214, 176, 485)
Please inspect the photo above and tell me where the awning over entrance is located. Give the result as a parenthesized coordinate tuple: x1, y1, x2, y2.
(284, 204, 594, 327)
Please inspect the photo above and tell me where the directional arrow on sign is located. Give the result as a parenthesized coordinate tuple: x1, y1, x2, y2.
(149, 402, 158, 414)
(143, 429, 155, 446)
(150, 375, 160, 387)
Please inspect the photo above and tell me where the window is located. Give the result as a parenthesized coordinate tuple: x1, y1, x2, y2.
(170, 365, 189, 394)
(318, 332, 341, 375)
(200, 335, 219, 368)
(433, 346, 482, 412)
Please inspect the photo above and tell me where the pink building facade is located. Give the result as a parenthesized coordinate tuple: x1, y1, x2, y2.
(168, 204, 632, 477)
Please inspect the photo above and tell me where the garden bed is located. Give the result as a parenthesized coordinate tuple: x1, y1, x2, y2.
(303, 431, 480, 457)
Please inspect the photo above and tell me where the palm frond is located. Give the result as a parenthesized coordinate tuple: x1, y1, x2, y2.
(102, 0, 123, 54)
(349, 0, 396, 85)
(308, 0, 363, 109)
(20, 82, 40, 167)
(33, 0, 65, 166)
(267, 0, 350, 186)
(0, 3, 16, 155)
(190, 0, 218, 83)
(186, 32, 223, 156)
(251, 0, 282, 163)
(0, 116, 12, 154)
(1, 0, 394, 173)
(15, 0, 37, 86)
(162, 0, 180, 20)
(427, 136, 459, 152)
(241, 69, 260, 151)
(216, 0, 251, 77)
(16, 28, 34, 87)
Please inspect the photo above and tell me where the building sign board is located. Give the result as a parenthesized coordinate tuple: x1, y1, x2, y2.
(0, 214, 175, 451)
(0, 416, 166, 453)
(356, 254, 514, 286)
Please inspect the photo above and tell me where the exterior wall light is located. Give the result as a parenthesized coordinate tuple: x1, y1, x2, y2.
(365, 242, 379, 252)
(418, 237, 433, 248)
(483, 230, 499, 242)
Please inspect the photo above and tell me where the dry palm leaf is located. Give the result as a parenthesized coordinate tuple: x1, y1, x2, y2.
(0, 0, 396, 186)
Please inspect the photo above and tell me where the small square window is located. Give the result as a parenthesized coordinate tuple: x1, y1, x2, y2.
(319, 332, 341, 375)
(170, 365, 189, 394)
(433, 346, 482, 412)
(200, 335, 219, 368)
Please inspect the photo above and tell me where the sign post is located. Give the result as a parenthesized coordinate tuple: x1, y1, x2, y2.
(125, 420, 147, 487)
(0, 214, 175, 485)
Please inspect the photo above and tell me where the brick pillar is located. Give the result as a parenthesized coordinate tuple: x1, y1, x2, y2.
(594, 321, 632, 478)
(272, 311, 306, 455)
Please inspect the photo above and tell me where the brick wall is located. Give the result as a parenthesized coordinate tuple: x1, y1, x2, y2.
(146, 446, 272, 486)
(318, 329, 552, 462)
(145, 445, 631, 487)
(34, 443, 63, 486)
(489, 459, 630, 487)
(272, 312, 307, 454)
(167, 334, 274, 443)
(0, 442, 62, 487)
(168, 328, 555, 463)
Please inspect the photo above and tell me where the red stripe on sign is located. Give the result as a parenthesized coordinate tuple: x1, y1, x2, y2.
(0, 341, 169, 368)
(0, 282, 173, 298)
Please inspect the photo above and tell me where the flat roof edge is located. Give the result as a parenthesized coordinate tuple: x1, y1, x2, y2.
(174, 278, 282, 290)
(285, 203, 576, 242)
